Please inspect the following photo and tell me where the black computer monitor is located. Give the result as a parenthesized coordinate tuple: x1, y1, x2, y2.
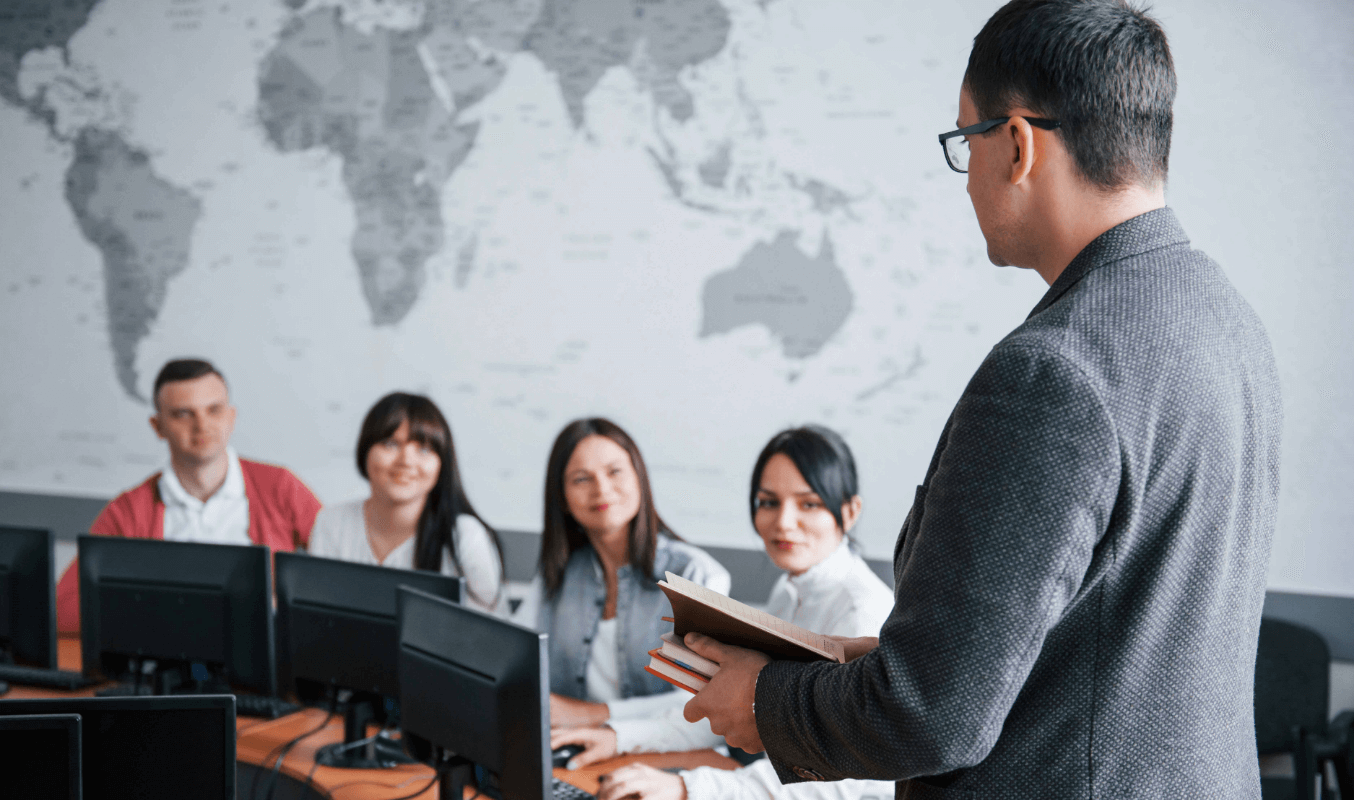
(0, 713, 81, 800)
(275, 550, 461, 769)
(397, 585, 550, 800)
(78, 535, 275, 696)
(0, 695, 234, 800)
(0, 526, 57, 668)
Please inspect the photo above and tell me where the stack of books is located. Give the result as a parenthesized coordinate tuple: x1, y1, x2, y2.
(646, 632, 720, 694)
(644, 572, 845, 694)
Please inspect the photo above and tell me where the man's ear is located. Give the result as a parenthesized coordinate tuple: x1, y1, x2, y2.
(148, 413, 165, 441)
(841, 495, 864, 534)
(1006, 116, 1038, 186)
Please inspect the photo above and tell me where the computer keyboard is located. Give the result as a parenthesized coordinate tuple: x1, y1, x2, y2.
(0, 663, 99, 690)
(233, 694, 303, 719)
(90, 685, 301, 718)
(552, 777, 596, 800)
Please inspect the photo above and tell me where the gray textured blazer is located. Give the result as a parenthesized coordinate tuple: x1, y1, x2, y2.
(754, 209, 1282, 799)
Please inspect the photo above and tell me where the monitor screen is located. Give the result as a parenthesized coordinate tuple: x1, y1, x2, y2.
(0, 526, 57, 667)
(398, 585, 550, 800)
(0, 713, 81, 800)
(0, 696, 234, 800)
(78, 535, 275, 696)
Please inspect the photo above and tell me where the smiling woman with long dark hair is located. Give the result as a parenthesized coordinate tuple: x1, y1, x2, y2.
(308, 392, 505, 613)
(513, 417, 730, 733)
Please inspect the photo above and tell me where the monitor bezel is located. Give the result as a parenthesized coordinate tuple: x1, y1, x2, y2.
(0, 712, 82, 800)
(0, 695, 236, 800)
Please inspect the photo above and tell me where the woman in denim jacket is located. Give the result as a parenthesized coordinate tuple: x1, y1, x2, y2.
(513, 417, 731, 730)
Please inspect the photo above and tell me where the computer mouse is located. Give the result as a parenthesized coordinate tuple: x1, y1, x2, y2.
(551, 744, 585, 769)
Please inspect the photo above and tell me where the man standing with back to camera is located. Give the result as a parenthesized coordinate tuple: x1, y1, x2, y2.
(679, 0, 1282, 797)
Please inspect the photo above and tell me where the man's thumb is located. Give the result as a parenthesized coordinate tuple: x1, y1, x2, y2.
(684, 632, 725, 660)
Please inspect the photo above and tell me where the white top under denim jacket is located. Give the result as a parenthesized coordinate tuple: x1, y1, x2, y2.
(308, 498, 505, 615)
(639, 542, 897, 800)
(513, 534, 731, 726)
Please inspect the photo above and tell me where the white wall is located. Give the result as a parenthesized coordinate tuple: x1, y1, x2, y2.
(1155, 0, 1354, 597)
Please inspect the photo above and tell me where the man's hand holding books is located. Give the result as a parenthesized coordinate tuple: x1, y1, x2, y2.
(678, 632, 771, 753)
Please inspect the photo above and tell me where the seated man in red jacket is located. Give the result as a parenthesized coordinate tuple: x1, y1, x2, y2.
(56, 358, 321, 631)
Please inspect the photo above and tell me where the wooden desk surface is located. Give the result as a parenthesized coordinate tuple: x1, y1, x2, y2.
(4, 636, 738, 798)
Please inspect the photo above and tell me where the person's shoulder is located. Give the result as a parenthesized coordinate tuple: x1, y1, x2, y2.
(312, 499, 363, 532)
(112, 473, 161, 505)
(452, 514, 496, 551)
(309, 499, 363, 548)
(316, 498, 362, 522)
(843, 552, 894, 603)
(239, 457, 308, 489)
(454, 513, 490, 536)
(979, 333, 1099, 393)
(656, 536, 730, 583)
(818, 554, 893, 636)
(91, 474, 162, 536)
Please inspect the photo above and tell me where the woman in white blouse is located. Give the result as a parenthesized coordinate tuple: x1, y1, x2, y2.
(555, 425, 895, 800)
(308, 392, 505, 614)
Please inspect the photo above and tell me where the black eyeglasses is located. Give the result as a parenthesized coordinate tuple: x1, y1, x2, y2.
(937, 117, 1061, 173)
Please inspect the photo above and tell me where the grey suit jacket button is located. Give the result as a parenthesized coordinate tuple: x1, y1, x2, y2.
(791, 766, 825, 781)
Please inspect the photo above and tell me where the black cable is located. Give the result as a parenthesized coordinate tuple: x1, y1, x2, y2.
(251, 692, 336, 800)
(380, 768, 444, 800)
(304, 753, 323, 796)
(261, 707, 335, 800)
(263, 705, 336, 800)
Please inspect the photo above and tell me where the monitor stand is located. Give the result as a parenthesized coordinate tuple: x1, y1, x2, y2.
(95, 658, 230, 697)
(313, 695, 416, 770)
(438, 755, 474, 800)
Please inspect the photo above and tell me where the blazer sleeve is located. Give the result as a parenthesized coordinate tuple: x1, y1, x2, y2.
(753, 343, 1121, 782)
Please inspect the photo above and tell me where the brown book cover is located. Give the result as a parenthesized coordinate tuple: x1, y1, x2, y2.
(658, 572, 845, 664)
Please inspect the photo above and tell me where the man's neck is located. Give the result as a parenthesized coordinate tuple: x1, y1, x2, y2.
(169, 451, 231, 503)
(1026, 181, 1166, 285)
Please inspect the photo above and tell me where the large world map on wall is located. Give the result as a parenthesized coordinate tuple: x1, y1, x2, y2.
(0, 0, 1045, 555)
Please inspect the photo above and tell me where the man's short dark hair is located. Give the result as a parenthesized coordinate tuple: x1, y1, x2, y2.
(153, 359, 227, 408)
(965, 0, 1176, 191)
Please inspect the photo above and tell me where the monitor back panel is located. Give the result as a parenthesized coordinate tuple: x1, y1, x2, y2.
(77, 536, 274, 694)
(397, 587, 551, 800)
(275, 551, 460, 698)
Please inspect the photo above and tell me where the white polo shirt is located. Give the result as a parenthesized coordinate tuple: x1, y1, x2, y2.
(157, 448, 252, 546)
